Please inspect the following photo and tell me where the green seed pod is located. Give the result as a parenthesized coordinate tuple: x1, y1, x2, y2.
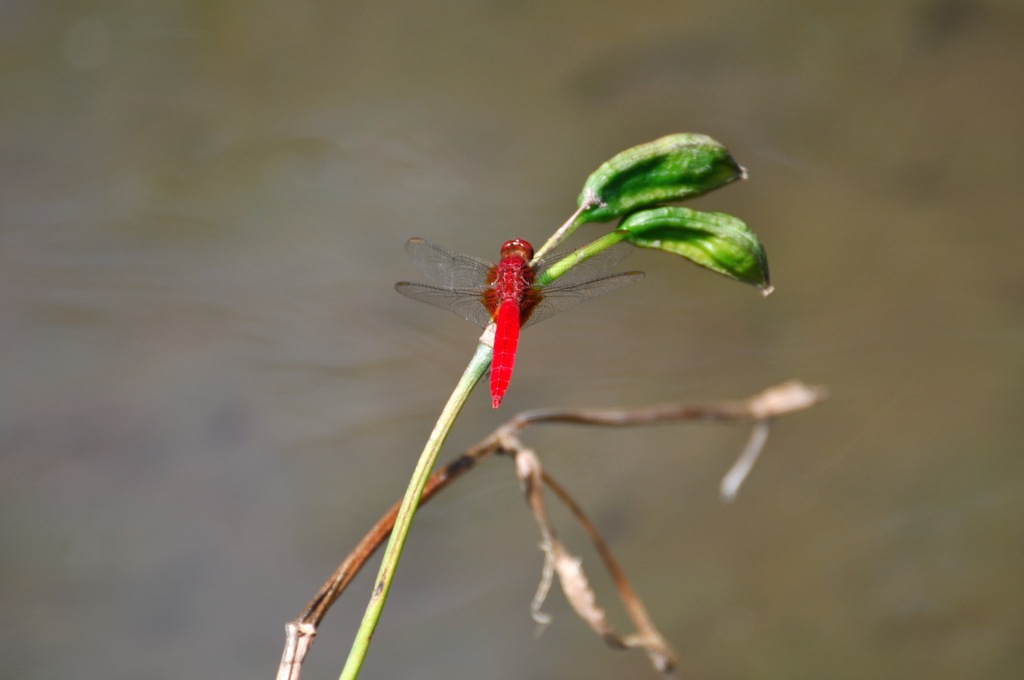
(576, 134, 746, 225)
(618, 207, 771, 294)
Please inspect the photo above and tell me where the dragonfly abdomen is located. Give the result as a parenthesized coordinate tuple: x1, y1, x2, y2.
(490, 298, 521, 408)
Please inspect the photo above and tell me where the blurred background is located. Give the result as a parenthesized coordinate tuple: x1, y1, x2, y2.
(2, 1, 1022, 678)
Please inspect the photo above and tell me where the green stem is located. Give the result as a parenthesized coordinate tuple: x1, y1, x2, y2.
(339, 339, 493, 680)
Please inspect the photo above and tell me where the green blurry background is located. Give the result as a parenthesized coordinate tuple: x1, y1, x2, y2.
(3, 1, 1022, 678)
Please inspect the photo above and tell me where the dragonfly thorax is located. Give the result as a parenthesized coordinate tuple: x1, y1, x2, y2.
(483, 242, 539, 321)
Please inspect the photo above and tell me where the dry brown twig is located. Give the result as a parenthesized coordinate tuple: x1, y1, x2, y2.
(276, 379, 826, 680)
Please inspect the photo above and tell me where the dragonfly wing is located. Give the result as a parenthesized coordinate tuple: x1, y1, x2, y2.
(523, 271, 644, 328)
(533, 241, 634, 287)
(404, 237, 494, 289)
(394, 282, 494, 328)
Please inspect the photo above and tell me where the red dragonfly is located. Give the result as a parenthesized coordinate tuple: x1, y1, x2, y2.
(395, 237, 643, 408)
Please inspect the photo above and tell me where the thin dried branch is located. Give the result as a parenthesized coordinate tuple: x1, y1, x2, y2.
(514, 447, 679, 677)
(720, 419, 771, 502)
(509, 379, 825, 428)
(542, 472, 677, 676)
(277, 379, 825, 680)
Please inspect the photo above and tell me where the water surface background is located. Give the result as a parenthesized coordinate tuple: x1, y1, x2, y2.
(3, 1, 1023, 678)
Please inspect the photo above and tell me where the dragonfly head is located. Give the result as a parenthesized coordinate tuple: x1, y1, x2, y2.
(499, 238, 534, 262)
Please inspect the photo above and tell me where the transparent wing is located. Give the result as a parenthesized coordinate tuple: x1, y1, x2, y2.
(394, 282, 494, 328)
(522, 242, 642, 328)
(523, 271, 644, 328)
(533, 241, 635, 288)
(403, 237, 494, 289)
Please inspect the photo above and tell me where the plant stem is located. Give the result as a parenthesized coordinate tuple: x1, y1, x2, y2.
(339, 339, 492, 680)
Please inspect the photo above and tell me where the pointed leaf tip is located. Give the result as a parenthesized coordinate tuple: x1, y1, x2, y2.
(575, 134, 745, 225)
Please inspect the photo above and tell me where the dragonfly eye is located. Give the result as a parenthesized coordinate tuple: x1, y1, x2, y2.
(500, 238, 534, 261)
